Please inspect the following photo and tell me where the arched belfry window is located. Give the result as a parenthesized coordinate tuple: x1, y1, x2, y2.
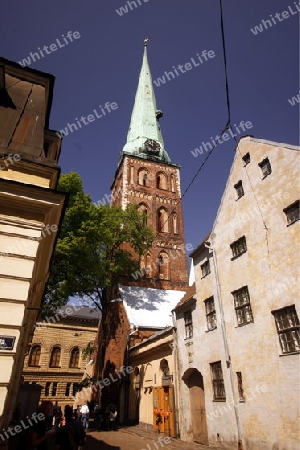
(69, 347, 80, 368)
(138, 168, 148, 186)
(170, 174, 176, 192)
(28, 345, 41, 367)
(158, 252, 170, 279)
(156, 172, 167, 190)
(157, 207, 169, 233)
(172, 212, 178, 234)
(49, 346, 61, 368)
(138, 203, 148, 226)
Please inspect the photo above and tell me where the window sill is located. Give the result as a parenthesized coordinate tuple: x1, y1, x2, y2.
(235, 321, 254, 328)
(279, 351, 300, 357)
(235, 194, 244, 201)
(287, 218, 299, 227)
(49, 366, 61, 369)
(213, 399, 226, 402)
(28, 365, 41, 368)
(231, 251, 246, 261)
(205, 327, 217, 333)
(201, 272, 211, 279)
(261, 173, 271, 180)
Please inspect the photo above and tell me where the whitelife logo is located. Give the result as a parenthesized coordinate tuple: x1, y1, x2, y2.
(18, 31, 81, 67)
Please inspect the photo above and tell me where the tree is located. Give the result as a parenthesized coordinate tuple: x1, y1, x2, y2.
(43, 172, 155, 320)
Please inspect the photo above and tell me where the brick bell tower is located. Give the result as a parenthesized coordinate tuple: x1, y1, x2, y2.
(110, 42, 188, 291)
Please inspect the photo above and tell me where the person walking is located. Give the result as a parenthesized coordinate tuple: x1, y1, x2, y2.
(80, 402, 89, 430)
(55, 405, 86, 450)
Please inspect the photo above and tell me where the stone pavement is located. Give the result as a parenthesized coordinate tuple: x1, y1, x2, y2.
(85, 426, 226, 450)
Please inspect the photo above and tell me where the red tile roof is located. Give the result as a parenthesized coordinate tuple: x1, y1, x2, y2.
(173, 283, 196, 310)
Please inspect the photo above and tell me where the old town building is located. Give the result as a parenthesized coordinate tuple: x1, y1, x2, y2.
(93, 43, 189, 422)
(22, 305, 100, 410)
(0, 57, 66, 443)
(174, 137, 300, 450)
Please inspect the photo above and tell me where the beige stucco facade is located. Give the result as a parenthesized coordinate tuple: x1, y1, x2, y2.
(0, 57, 67, 442)
(175, 137, 300, 450)
(128, 327, 178, 437)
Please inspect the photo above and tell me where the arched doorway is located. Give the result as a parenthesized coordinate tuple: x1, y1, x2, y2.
(182, 368, 208, 445)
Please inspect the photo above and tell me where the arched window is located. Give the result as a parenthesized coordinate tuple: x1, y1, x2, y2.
(129, 165, 134, 184)
(69, 347, 80, 368)
(138, 204, 148, 226)
(158, 252, 170, 279)
(172, 212, 178, 234)
(138, 168, 148, 186)
(156, 172, 167, 190)
(146, 252, 152, 278)
(157, 207, 169, 233)
(49, 346, 61, 368)
(170, 174, 176, 192)
(28, 345, 41, 367)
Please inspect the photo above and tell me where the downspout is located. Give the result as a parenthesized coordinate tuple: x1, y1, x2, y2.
(204, 241, 243, 450)
(171, 314, 181, 438)
(125, 325, 139, 425)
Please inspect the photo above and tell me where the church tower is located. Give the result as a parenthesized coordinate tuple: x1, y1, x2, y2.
(111, 43, 188, 291)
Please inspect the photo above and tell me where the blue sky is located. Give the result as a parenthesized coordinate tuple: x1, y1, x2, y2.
(1, 0, 299, 250)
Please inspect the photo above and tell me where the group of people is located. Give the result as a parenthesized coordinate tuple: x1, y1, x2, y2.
(24, 401, 118, 449)
(25, 400, 87, 450)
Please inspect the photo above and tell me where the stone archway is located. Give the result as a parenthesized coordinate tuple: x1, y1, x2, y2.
(182, 368, 208, 445)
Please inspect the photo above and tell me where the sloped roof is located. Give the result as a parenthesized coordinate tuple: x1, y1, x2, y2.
(129, 326, 173, 351)
(173, 283, 196, 311)
(58, 304, 101, 321)
(119, 285, 186, 328)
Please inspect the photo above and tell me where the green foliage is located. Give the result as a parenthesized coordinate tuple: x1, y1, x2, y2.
(43, 172, 155, 317)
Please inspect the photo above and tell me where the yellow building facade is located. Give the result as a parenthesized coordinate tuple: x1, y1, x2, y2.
(0, 57, 67, 443)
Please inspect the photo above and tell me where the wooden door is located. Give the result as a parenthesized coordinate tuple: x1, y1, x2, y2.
(188, 370, 208, 445)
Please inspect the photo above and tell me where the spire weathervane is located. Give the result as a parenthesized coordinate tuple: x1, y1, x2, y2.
(143, 38, 150, 46)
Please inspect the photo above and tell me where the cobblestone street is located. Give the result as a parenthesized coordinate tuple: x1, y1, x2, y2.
(85, 426, 226, 450)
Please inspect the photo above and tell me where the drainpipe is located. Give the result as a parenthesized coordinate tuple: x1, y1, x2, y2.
(171, 313, 181, 438)
(204, 241, 243, 450)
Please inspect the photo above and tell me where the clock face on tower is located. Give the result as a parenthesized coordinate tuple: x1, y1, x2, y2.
(144, 139, 161, 154)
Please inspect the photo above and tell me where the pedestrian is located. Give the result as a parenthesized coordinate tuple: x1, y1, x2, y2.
(55, 405, 86, 450)
(80, 402, 89, 429)
(27, 401, 56, 450)
(109, 407, 117, 431)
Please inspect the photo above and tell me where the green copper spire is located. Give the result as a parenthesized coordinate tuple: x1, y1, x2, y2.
(122, 43, 171, 163)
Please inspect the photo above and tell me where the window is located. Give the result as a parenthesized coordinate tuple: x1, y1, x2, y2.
(184, 310, 193, 339)
(272, 306, 300, 354)
(170, 174, 176, 192)
(49, 346, 61, 368)
(210, 361, 226, 401)
(201, 260, 210, 277)
(52, 382, 58, 396)
(205, 297, 217, 331)
(138, 204, 148, 226)
(156, 172, 167, 189)
(138, 168, 148, 186)
(72, 383, 79, 397)
(65, 383, 71, 396)
(234, 180, 244, 199)
(232, 286, 254, 326)
(236, 372, 245, 401)
(230, 236, 247, 259)
(172, 212, 178, 234)
(69, 347, 80, 368)
(28, 345, 41, 367)
(157, 207, 169, 233)
(45, 382, 51, 396)
(242, 152, 250, 165)
(158, 252, 170, 279)
(259, 157, 272, 178)
(284, 200, 299, 225)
